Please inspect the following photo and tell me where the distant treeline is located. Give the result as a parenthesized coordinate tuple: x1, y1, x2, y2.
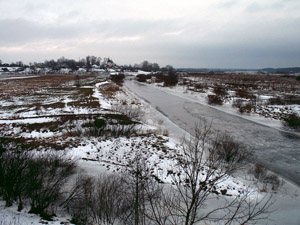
(0, 57, 174, 73)
(261, 67, 300, 74)
(177, 67, 300, 74)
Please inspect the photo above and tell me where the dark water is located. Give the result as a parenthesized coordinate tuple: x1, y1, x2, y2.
(125, 79, 300, 186)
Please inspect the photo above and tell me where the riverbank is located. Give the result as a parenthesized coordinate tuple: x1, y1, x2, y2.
(124, 78, 300, 225)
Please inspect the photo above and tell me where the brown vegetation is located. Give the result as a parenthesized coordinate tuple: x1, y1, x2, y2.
(182, 73, 300, 95)
(0, 74, 94, 99)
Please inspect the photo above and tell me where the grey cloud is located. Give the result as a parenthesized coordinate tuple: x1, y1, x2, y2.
(0, 18, 184, 45)
(1, 0, 299, 68)
(0, 19, 84, 44)
(91, 19, 183, 37)
(174, 41, 300, 68)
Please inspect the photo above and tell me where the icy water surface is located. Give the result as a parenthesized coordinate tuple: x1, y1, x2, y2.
(125, 79, 300, 186)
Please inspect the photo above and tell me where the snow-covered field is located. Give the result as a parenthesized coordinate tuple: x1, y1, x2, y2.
(0, 74, 299, 224)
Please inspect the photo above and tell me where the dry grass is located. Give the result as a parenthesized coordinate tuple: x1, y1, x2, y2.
(180, 73, 300, 121)
(98, 83, 121, 99)
(0, 74, 94, 99)
(0, 74, 144, 153)
(183, 73, 300, 95)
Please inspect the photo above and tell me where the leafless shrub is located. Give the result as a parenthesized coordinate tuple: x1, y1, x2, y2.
(0, 151, 32, 208)
(252, 164, 267, 181)
(0, 151, 76, 219)
(83, 118, 107, 137)
(239, 102, 253, 114)
(250, 164, 282, 192)
(193, 82, 208, 92)
(67, 174, 133, 225)
(65, 175, 95, 225)
(235, 89, 253, 99)
(62, 122, 273, 225)
(165, 70, 179, 87)
(163, 129, 169, 136)
(283, 113, 300, 130)
(110, 74, 125, 85)
(213, 86, 228, 97)
(112, 103, 144, 122)
(266, 174, 281, 191)
(136, 74, 152, 83)
(108, 123, 139, 138)
(80, 115, 140, 138)
(211, 133, 253, 169)
(124, 148, 163, 225)
(267, 96, 286, 105)
(99, 83, 121, 99)
(26, 153, 77, 217)
(207, 94, 223, 105)
(87, 122, 138, 138)
(146, 122, 274, 225)
(268, 95, 300, 105)
(92, 174, 134, 225)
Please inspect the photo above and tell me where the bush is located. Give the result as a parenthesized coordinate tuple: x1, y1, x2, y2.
(82, 114, 139, 138)
(136, 74, 152, 83)
(268, 95, 300, 105)
(238, 103, 253, 113)
(250, 164, 281, 191)
(0, 151, 76, 218)
(67, 174, 133, 225)
(112, 104, 144, 121)
(296, 76, 300, 81)
(212, 134, 253, 165)
(26, 153, 76, 216)
(252, 164, 267, 181)
(207, 95, 223, 105)
(213, 86, 228, 97)
(283, 113, 300, 130)
(164, 70, 178, 86)
(267, 96, 286, 105)
(110, 74, 125, 85)
(193, 83, 207, 92)
(235, 89, 253, 99)
(0, 151, 32, 208)
(151, 71, 178, 86)
(66, 175, 95, 225)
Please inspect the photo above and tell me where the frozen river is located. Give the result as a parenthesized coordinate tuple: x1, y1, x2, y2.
(125, 79, 300, 187)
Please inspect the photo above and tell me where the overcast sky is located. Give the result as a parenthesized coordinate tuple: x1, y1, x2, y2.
(0, 0, 299, 68)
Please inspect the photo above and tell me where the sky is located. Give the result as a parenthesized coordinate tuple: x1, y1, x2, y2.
(0, 0, 300, 68)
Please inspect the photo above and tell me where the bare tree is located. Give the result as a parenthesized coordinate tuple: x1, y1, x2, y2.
(91, 174, 133, 225)
(66, 173, 134, 225)
(123, 148, 151, 225)
(65, 175, 95, 225)
(145, 122, 273, 225)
